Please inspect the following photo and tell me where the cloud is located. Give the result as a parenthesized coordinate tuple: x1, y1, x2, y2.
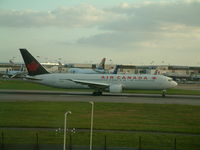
(0, 4, 124, 28)
(0, 5, 100, 28)
(1, 0, 200, 30)
(77, 0, 200, 49)
(102, 0, 200, 31)
(77, 31, 157, 49)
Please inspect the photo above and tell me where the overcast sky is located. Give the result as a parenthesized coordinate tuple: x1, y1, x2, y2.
(0, 0, 200, 66)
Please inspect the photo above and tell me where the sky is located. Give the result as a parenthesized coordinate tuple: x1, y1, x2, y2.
(0, 0, 200, 66)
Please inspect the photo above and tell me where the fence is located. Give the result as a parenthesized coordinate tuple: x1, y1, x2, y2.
(0, 131, 199, 150)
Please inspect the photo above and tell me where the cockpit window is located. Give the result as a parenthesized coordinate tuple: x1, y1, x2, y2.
(168, 79, 173, 82)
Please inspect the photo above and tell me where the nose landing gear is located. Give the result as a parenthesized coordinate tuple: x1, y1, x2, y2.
(162, 90, 166, 98)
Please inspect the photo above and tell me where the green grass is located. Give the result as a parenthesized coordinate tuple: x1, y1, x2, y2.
(1, 79, 200, 95)
(0, 102, 200, 133)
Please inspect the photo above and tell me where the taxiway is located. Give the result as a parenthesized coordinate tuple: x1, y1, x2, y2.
(0, 90, 200, 105)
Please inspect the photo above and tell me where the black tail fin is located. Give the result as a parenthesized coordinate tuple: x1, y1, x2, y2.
(113, 65, 120, 74)
(19, 49, 49, 76)
(97, 58, 106, 69)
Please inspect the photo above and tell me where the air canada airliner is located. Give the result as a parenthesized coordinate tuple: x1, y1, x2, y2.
(19, 49, 177, 96)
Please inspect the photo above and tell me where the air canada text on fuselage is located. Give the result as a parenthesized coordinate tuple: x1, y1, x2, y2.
(101, 75, 157, 80)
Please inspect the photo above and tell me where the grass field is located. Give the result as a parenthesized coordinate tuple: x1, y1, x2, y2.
(1, 79, 200, 95)
(0, 102, 200, 149)
(1, 102, 200, 133)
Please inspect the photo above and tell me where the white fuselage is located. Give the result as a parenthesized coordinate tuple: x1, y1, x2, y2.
(32, 73, 177, 91)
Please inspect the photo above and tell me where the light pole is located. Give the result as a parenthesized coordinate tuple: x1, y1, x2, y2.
(89, 101, 94, 150)
(63, 111, 72, 150)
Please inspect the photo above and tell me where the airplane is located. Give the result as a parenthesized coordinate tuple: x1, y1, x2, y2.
(0, 64, 26, 79)
(68, 58, 106, 74)
(19, 48, 177, 97)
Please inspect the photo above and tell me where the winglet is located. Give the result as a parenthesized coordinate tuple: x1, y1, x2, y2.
(19, 49, 49, 76)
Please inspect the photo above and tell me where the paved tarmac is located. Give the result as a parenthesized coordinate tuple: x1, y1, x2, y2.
(0, 90, 200, 105)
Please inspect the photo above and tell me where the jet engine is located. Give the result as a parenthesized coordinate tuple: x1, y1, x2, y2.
(109, 84, 123, 93)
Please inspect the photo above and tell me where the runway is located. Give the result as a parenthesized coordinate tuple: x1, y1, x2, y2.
(0, 90, 200, 105)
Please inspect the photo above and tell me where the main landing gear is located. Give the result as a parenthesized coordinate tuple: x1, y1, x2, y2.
(92, 91, 103, 96)
(162, 90, 166, 98)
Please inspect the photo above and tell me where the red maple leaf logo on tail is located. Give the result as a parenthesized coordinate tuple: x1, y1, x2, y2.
(27, 61, 39, 71)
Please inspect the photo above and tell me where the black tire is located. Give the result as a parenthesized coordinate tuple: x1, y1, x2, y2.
(92, 91, 102, 96)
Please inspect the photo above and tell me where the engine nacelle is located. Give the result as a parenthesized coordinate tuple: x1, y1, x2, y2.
(109, 84, 123, 93)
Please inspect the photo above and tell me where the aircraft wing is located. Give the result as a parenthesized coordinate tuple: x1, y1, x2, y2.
(68, 79, 109, 89)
